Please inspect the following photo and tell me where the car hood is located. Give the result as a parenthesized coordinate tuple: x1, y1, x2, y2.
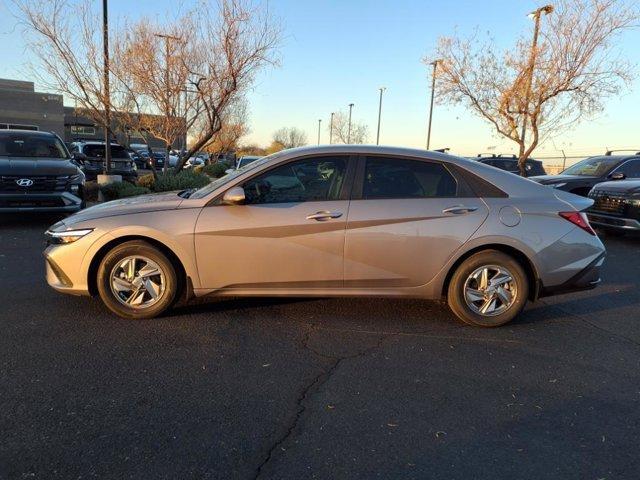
(0, 157, 80, 176)
(65, 191, 185, 224)
(529, 174, 598, 184)
(591, 180, 640, 194)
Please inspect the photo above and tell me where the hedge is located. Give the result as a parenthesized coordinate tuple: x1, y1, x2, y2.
(100, 182, 151, 201)
(202, 161, 230, 178)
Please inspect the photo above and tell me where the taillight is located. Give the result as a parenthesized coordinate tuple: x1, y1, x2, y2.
(559, 211, 596, 236)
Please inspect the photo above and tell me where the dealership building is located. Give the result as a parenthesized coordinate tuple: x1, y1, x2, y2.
(0, 78, 184, 149)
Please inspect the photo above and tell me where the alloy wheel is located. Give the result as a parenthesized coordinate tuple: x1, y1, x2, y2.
(109, 256, 166, 309)
(463, 264, 518, 317)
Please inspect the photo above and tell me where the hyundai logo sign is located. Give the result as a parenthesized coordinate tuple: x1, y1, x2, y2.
(16, 178, 34, 187)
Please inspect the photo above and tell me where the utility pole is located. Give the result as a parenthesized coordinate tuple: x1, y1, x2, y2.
(329, 112, 335, 144)
(426, 59, 441, 150)
(520, 5, 553, 151)
(347, 103, 354, 144)
(102, 0, 111, 174)
(155, 33, 181, 173)
(317, 119, 322, 145)
(376, 87, 386, 145)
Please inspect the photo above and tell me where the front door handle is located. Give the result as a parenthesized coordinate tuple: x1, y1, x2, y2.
(306, 211, 343, 221)
(442, 205, 479, 215)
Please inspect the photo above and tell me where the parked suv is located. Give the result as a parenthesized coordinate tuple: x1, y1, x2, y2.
(69, 141, 137, 183)
(475, 154, 546, 176)
(531, 151, 640, 196)
(0, 130, 85, 212)
(587, 179, 640, 236)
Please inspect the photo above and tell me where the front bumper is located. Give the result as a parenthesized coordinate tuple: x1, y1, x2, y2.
(587, 212, 640, 231)
(0, 192, 83, 213)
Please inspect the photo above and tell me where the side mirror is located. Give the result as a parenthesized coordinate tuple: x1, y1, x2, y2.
(609, 172, 626, 181)
(222, 186, 245, 205)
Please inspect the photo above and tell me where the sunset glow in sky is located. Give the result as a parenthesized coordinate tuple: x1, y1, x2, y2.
(1, 0, 638, 161)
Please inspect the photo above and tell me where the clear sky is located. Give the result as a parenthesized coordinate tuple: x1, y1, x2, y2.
(1, 0, 638, 161)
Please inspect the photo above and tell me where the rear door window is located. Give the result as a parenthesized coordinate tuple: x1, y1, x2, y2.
(362, 157, 458, 199)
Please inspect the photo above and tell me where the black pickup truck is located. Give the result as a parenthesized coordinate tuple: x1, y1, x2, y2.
(587, 180, 640, 236)
(0, 130, 85, 213)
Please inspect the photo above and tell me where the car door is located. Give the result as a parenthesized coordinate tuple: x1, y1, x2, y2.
(344, 155, 489, 288)
(194, 155, 354, 290)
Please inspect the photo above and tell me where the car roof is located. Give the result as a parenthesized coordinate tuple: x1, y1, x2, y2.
(582, 154, 640, 162)
(0, 129, 57, 138)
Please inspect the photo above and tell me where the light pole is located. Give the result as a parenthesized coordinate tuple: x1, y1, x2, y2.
(426, 59, 441, 150)
(347, 103, 354, 144)
(376, 87, 386, 145)
(520, 5, 553, 149)
(329, 112, 335, 144)
(317, 119, 322, 145)
(102, 0, 111, 174)
(155, 32, 181, 173)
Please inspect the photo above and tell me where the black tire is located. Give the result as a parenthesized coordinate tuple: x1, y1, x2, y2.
(447, 250, 529, 327)
(96, 240, 179, 319)
(600, 227, 626, 237)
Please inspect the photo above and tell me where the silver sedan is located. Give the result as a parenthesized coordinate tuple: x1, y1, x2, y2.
(44, 146, 605, 327)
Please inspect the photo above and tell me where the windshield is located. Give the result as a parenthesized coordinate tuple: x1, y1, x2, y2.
(189, 152, 284, 199)
(0, 133, 69, 159)
(84, 144, 130, 159)
(562, 156, 620, 177)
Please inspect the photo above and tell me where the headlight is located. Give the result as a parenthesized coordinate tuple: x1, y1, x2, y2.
(551, 183, 567, 189)
(45, 228, 93, 245)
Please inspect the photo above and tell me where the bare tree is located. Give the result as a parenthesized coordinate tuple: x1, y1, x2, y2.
(272, 127, 307, 149)
(15, 0, 115, 147)
(112, 18, 198, 173)
(329, 111, 368, 144)
(174, 0, 281, 171)
(197, 99, 249, 160)
(429, 0, 637, 175)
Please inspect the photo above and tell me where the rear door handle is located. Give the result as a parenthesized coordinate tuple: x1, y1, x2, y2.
(306, 211, 343, 221)
(442, 205, 479, 215)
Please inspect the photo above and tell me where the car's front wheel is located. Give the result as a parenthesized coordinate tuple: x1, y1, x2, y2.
(447, 250, 529, 327)
(96, 240, 179, 319)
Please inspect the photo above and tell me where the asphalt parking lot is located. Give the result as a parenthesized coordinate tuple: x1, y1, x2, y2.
(1, 214, 639, 480)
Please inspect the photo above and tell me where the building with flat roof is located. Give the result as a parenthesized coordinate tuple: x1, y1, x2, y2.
(0, 78, 185, 150)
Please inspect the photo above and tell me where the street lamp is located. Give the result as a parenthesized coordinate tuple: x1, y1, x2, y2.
(329, 112, 335, 144)
(317, 119, 322, 145)
(521, 5, 553, 146)
(376, 87, 386, 145)
(102, 0, 112, 174)
(154, 32, 182, 173)
(347, 103, 354, 144)
(426, 59, 441, 150)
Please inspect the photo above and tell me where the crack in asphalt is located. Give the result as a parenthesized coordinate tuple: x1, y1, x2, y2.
(252, 326, 390, 480)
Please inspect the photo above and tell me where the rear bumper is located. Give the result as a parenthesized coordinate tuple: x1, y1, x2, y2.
(83, 166, 137, 181)
(540, 252, 605, 297)
(0, 192, 83, 213)
(587, 212, 640, 231)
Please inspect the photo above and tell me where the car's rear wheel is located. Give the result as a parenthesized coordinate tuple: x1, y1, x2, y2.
(96, 240, 179, 319)
(447, 250, 529, 327)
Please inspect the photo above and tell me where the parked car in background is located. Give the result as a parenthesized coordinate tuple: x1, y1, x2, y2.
(69, 141, 137, 183)
(44, 145, 604, 327)
(530, 151, 640, 196)
(183, 157, 205, 169)
(587, 179, 640, 236)
(125, 148, 146, 170)
(0, 130, 85, 212)
(225, 155, 262, 173)
(475, 154, 546, 176)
